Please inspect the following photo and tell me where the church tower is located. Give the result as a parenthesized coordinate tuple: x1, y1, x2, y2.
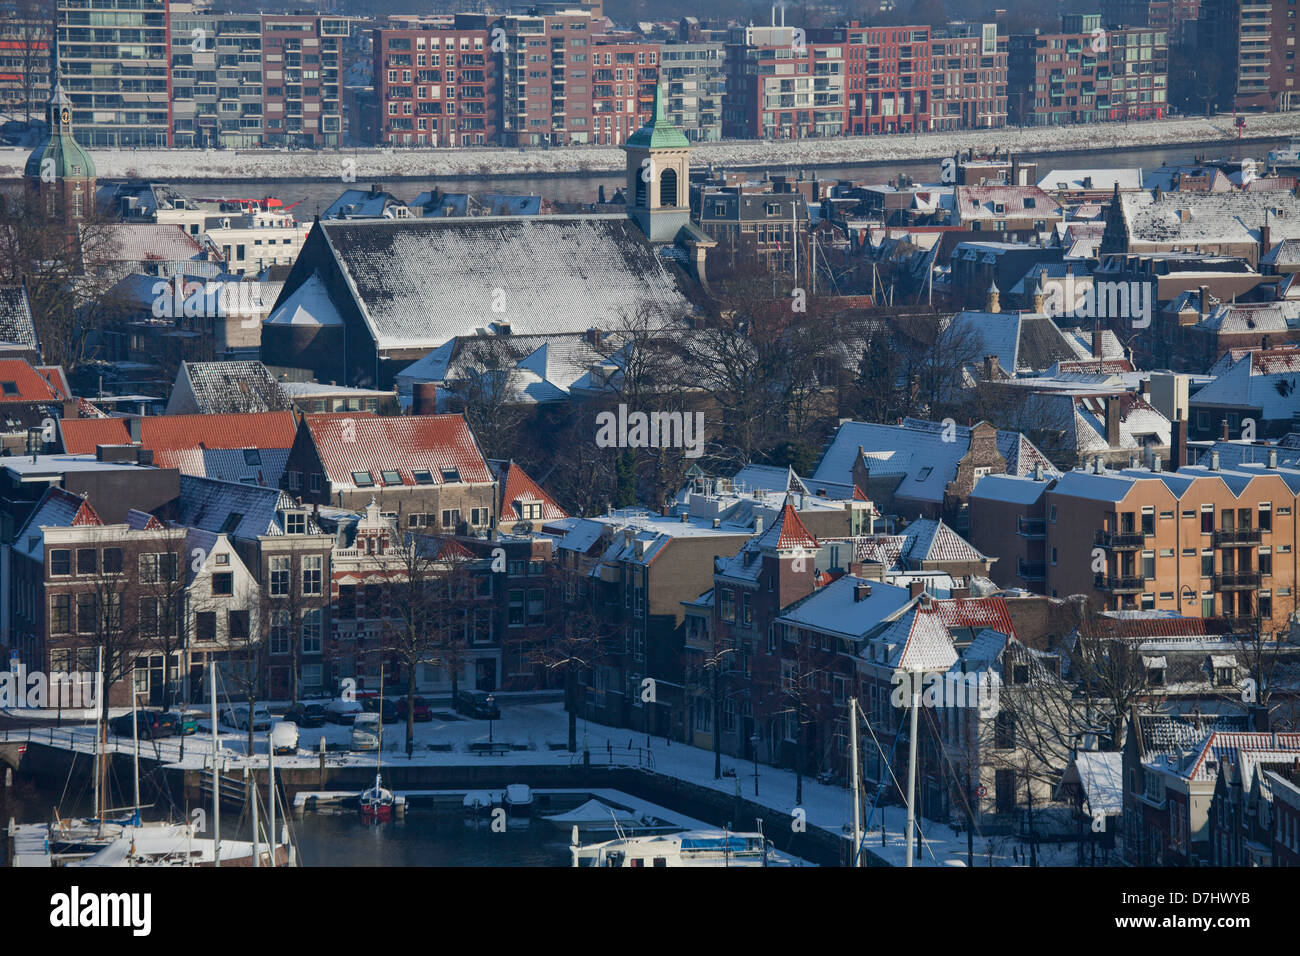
(623, 83, 691, 242)
(25, 46, 96, 223)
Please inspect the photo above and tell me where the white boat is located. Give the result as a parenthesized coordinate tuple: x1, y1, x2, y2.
(504, 783, 533, 815)
(359, 773, 395, 823)
(542, 799, 643, 833)
(1268, 136, 1300, 171)
(463, 790, 495, 815)
(570, 829, 777, 867)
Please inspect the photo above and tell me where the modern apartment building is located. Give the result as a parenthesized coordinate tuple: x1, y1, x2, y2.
(811, 22, 930, 135)
(970, 460, 1300, 635)
(930, 22, 1008, 130)
(493, 6, 594, 146)
(259, 13, 347, 147)
(57, 0, 170, 147)
(588, 35, 657, 146)
(722, 24, 845, 139)
(1008, 14, 1168, 127)
(167, 6, 263, 148)
(658, 41, 724, 142)
(372, 20, 494, 146)
(0, 14, 50, 122)
(1199, 0, 1297, 112)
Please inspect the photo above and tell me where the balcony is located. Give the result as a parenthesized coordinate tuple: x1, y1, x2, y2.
(1094, 529, 1145, 550)
(1095, 574, 1145, 594)
(1017, 561, 1046, 582)
(1017, 517, 1046, 539)
(1214, 528, 1262, 547)
(1220, 615, 1261, 634)
(1213, 572, 1261, 590)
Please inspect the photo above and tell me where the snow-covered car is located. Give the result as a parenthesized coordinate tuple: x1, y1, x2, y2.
(231, 705, 272, 731)
(325, 698, 363, 725)
(351, 714, 381, 751)
(271, 721, 299, 755)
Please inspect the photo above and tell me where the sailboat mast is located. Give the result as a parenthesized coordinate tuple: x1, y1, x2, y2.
(904, 678, 920, 868)
(211, 664, 220, 867)
(131, 664, 140, 820)
(94, 646, 103, 834)
(849, 696, 860, 867)
(268, 730, 276, 867)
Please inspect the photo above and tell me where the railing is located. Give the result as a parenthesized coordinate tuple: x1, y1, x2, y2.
(1017, 561, 1046, 581)
(1213, 572, 1261, 590)
(569, 747, 656, 771)
(1214, 528, 1262, 546)
(1093, 529, 1144, 549)
(1017, 517, 1046, 539)
(1094, 573, 1145, 593)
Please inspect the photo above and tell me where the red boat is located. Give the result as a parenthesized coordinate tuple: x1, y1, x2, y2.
(359, 773, 395, 823)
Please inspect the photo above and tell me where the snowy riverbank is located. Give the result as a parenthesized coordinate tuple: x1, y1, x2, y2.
(2, 112, 1297, 183)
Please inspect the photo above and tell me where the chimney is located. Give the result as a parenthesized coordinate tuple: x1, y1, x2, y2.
(712, 518, 721, 528)
(1172, 417, 1189, 471)
(1105, 395, 1122, 447)
(1210, 451, 1220, 471)
(1092, 327, 1105, 359)
(1221, 417, 1231, 441)
(986, 281, 1000, 314)
(680, 511, 688, 522)
(1261, 215, 1272, 258)
(1152, 455, 1162, 472)
(983, 354, 1001, 381)
(1198, 285, 1210, 319)
(412, 382, 438, 416)
(126, 417, 142, 443)
(854, 581, 872, 602)
(909, 580, 926, 599)
(1269, 448, 1279, 469)
(754, 515, 764, 534)
(1034, 462, 1043, 481)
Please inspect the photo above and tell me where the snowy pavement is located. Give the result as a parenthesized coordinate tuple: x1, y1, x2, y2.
(2, 700, 1113, 867)
(0, 113, 1294, 182)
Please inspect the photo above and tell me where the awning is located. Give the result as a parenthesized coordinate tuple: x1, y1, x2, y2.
(1142, 656, 1167, 669)
(1210, 655, 1238, 668)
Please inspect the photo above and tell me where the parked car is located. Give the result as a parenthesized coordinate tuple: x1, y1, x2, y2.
(271, 721, 299, 755)
(351, 713, 382, 751)
(396, 696, 433, 722)
(360, 696, 399, 722)
(230, 704, 272, 731)
(109, 710, 176, 739)
(455, 690, 500, 719)
(170, 710, 200, 735)
(325, 698, 363, 725)
(285, 701, 328, 728)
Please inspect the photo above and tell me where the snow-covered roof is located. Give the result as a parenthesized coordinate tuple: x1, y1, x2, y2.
(1119, 190, 1300, 247)
(263, 271, 344, 327)
(970, 473, 1050, 505)
(1037, 168, 1144, 193)
(775, 575, 912, 641)
(1191, 348, 1300, 420)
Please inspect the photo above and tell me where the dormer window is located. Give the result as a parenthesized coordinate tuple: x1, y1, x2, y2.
(1024, 197, 1036, 209)
(284, 512, 306, 535)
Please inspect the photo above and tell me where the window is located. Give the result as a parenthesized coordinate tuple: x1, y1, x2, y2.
(284, 512, 306, 535)
(1142, 551, 1155, 579)
(74, 548, 96, 576)
(243, 448, 262, 466)
(381, 470, 402, 485)
(441, 509, 461, 529)
(270, 556, 290, 595)
(441, 467, 461, 483)
(1201, 551, 1214, 577)
(994, 711, 1016, 748)
(508, 589, 525, 627)
(77, 593, 96, 632)
(412, 469, 433, 484)
(103, 548, 122, 574)
(50, 594, 70, 633)
(228, 609, 249, 641)
(916, 466, 932, 481)
(302, 556, 322, 595)
(212, 572, 233, 596)
(353, 471, 375, 487)
(196, 611, 216, 643)
(269, 610, 291, 655)
(1260, 504, 1273, 532)
(302, 608, 322, 653)
(50, 549, 70, 576)
(471, 507, 489, 526)
(310, 474, 323, 493)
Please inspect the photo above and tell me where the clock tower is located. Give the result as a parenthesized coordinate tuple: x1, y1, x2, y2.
(623, 83, 692, 242)
(25, 60, 96, 223)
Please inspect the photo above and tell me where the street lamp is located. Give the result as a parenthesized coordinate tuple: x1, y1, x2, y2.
(487, 695, 496, 745)
(750, 733, 760, 796)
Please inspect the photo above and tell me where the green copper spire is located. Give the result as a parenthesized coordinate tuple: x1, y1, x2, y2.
(626, 82, 689, 149)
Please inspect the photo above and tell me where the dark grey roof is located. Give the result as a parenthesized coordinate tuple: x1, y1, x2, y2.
(0, 286, 37, 351)
(180, 360, 292, 414)
(311, 215, 693, 350)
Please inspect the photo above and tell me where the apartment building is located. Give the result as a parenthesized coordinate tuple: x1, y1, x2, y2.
(811, 22, 930, 135)
(1200, 0, 1297, 112)
(588, 35, 657, 146)
(970, 459, 1300, 634)
(259, 14, 347, 147)
(57, 0, 170, 147)
(493, 6, 594, 146)
(372, 20, 494, 147)
(930, 22, 1008, 130)
(1008, 14, 1168, 127)
(722, 25, 845, 139)
(658, 41, 724, 142)
(0, 14, 50, 121)
(167, 7, 264, 148)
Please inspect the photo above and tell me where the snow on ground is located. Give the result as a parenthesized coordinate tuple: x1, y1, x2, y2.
(2, 699, 1112, 867)
(0, 113, 1294, 182)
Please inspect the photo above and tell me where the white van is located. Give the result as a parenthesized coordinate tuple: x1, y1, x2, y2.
(351, 713, 382, 751)
(271, 721, 298, 755)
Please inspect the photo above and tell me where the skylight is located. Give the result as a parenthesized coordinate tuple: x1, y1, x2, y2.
(381, 469, 402, 485)
(441, 467, 461, 483)
(243, 448, 262, 465)
(412, 469, 434, 484)
(220, 512, 243, 534)
(353, 471, 375, 487)
(0, 381, 17, 395)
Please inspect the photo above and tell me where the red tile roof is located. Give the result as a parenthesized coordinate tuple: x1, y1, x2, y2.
(499, 461, 568, 521)
(757, 499, 819, 552)
(0, 359, 65, 403)
(60, 411, 298, 460)
(71, 498, 102, 526)
(304, 413, 491, 488)
(933, 595, 1017, 638)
